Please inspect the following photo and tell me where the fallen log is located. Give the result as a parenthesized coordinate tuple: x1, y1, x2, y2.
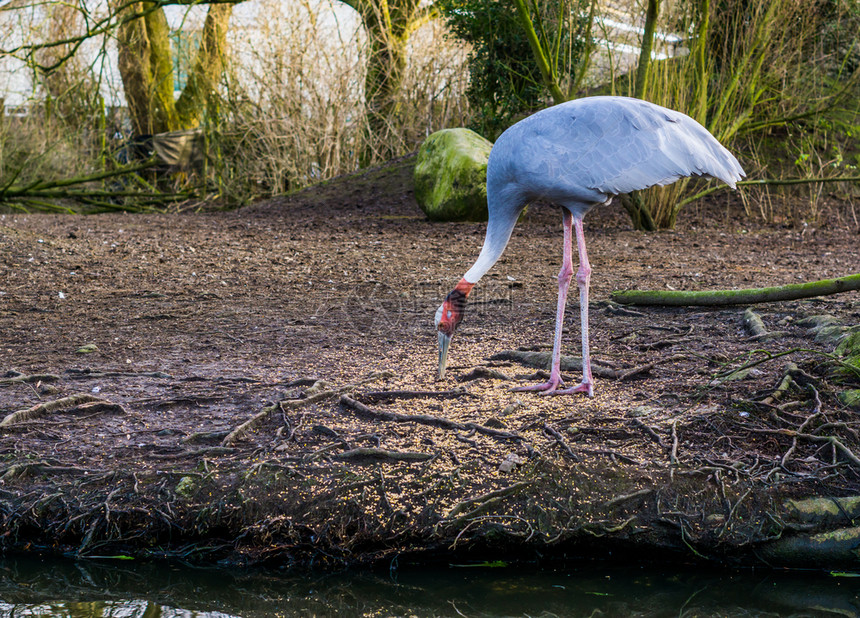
(611, 273, 860, 307)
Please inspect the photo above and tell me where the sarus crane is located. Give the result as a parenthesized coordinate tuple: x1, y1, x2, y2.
(434, 96, 744, 395)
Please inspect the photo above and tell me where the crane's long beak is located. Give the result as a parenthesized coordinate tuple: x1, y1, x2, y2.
(438, 331, 452, 379)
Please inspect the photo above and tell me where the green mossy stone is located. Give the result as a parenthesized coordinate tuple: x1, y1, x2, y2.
(414, 128, 493, 222)
(838, 389, 860, 409)
(835, 330, 860, 357)
(176, 476, 197, 499)
(759, 525, 860, 567)
(785, 496, 860, 524)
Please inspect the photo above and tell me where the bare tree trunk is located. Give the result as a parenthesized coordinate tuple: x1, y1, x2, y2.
(176, 3, 234, 128)
(116, 2, 177, 134)
(634, 0, 661, 100)
(343, 0, 435, 164)
(115, 1, 234, 135)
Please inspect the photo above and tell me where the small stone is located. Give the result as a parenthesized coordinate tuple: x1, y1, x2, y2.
(629, 405, 658, 417)
(498, 453, 524, 473)
(500, 400, 525, 417)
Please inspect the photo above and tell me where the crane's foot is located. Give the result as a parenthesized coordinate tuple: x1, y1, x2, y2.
(512, 378, 594, 397)
(512, 376, 564, 394)
(551, 380, 594, 397)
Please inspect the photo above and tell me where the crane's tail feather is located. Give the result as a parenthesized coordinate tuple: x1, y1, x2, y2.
(587, 99, 745, 195)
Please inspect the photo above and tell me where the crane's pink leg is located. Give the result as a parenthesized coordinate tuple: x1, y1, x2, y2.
(513, 209, 575, 394)
(553, 215, 594, 396)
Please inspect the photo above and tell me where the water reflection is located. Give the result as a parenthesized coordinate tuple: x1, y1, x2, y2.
(0, 556, 857, 617)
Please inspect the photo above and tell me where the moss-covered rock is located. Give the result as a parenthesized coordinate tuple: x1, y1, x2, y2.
(413, 128, 493, 222)
(176, 476, 197, 499)
(838, 389, 860, 409)
(784, 496, 860, 524)
(833, 327, 860, 391)
(835, 329, 860, 357)
(758, 526, 860, 568)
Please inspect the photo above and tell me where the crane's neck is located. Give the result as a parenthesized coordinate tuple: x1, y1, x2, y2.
(462, 200, 519, 285)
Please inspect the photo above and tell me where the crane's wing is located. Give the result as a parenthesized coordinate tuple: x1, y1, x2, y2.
(495, 97, 744, 205)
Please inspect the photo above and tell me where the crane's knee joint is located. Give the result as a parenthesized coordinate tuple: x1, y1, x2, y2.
(558, 264, 574, 284)
(576, 266, 591, 286)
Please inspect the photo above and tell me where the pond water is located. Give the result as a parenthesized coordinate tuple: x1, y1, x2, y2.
(0, 556, 857, 617)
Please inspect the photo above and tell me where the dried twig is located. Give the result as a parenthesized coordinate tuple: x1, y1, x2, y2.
(542, 423, 579, 461)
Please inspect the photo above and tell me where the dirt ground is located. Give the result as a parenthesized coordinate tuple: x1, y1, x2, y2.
(1, 156, 859, 568)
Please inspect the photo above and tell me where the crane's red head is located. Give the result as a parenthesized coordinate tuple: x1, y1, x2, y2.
(435, 279, 474, 379)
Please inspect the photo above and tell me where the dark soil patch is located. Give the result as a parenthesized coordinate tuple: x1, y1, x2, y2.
(1, 156, 859, 568)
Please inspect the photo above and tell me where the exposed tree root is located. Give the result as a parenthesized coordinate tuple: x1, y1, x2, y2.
(0, 394, 110, 427)
(741, 308, 789, 341)
(65, 369, 173, 380)
(743, 308, 767, 338)
(630, 419, 666, 447)
(488, 349, 674, 381)
(602, 488, 653, 509)
(340, 395, 523, 441)
(359, 388, 472, 403)
(0, 370, 61, 385)
(542, 423, 579, 461)
(488, 350, 618, 378)
(761, 364, 800, 406)
(332, 448, 434, 464)
(444, 481, 532, 521)
(221, 371, 393, 446)
(221, 405, 277, 447)
(617, 355, 687, 381)
(457, 366, 513, 382)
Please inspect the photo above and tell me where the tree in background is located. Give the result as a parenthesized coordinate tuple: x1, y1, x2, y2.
(441, 0, 594, 138)
(115, 1, 236, 135)
(340, 0, 438, 163)
(35, 2, 101, 125)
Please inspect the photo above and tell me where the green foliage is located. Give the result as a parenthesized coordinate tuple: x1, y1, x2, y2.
(614, 0, 860, 228)
(439, 0, 590, 138)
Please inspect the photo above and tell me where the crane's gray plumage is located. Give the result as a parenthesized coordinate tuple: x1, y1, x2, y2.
(436, 96, 745, 393)
(490, 96, 742, 206)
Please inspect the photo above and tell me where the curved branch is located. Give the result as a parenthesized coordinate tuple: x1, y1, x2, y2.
(612, 273, 860, 307)
(677, 175, 860, 209)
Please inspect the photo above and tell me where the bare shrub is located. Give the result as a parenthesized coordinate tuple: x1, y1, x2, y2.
(212, 0, 469, 203)
(609, 0, 859, 228)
